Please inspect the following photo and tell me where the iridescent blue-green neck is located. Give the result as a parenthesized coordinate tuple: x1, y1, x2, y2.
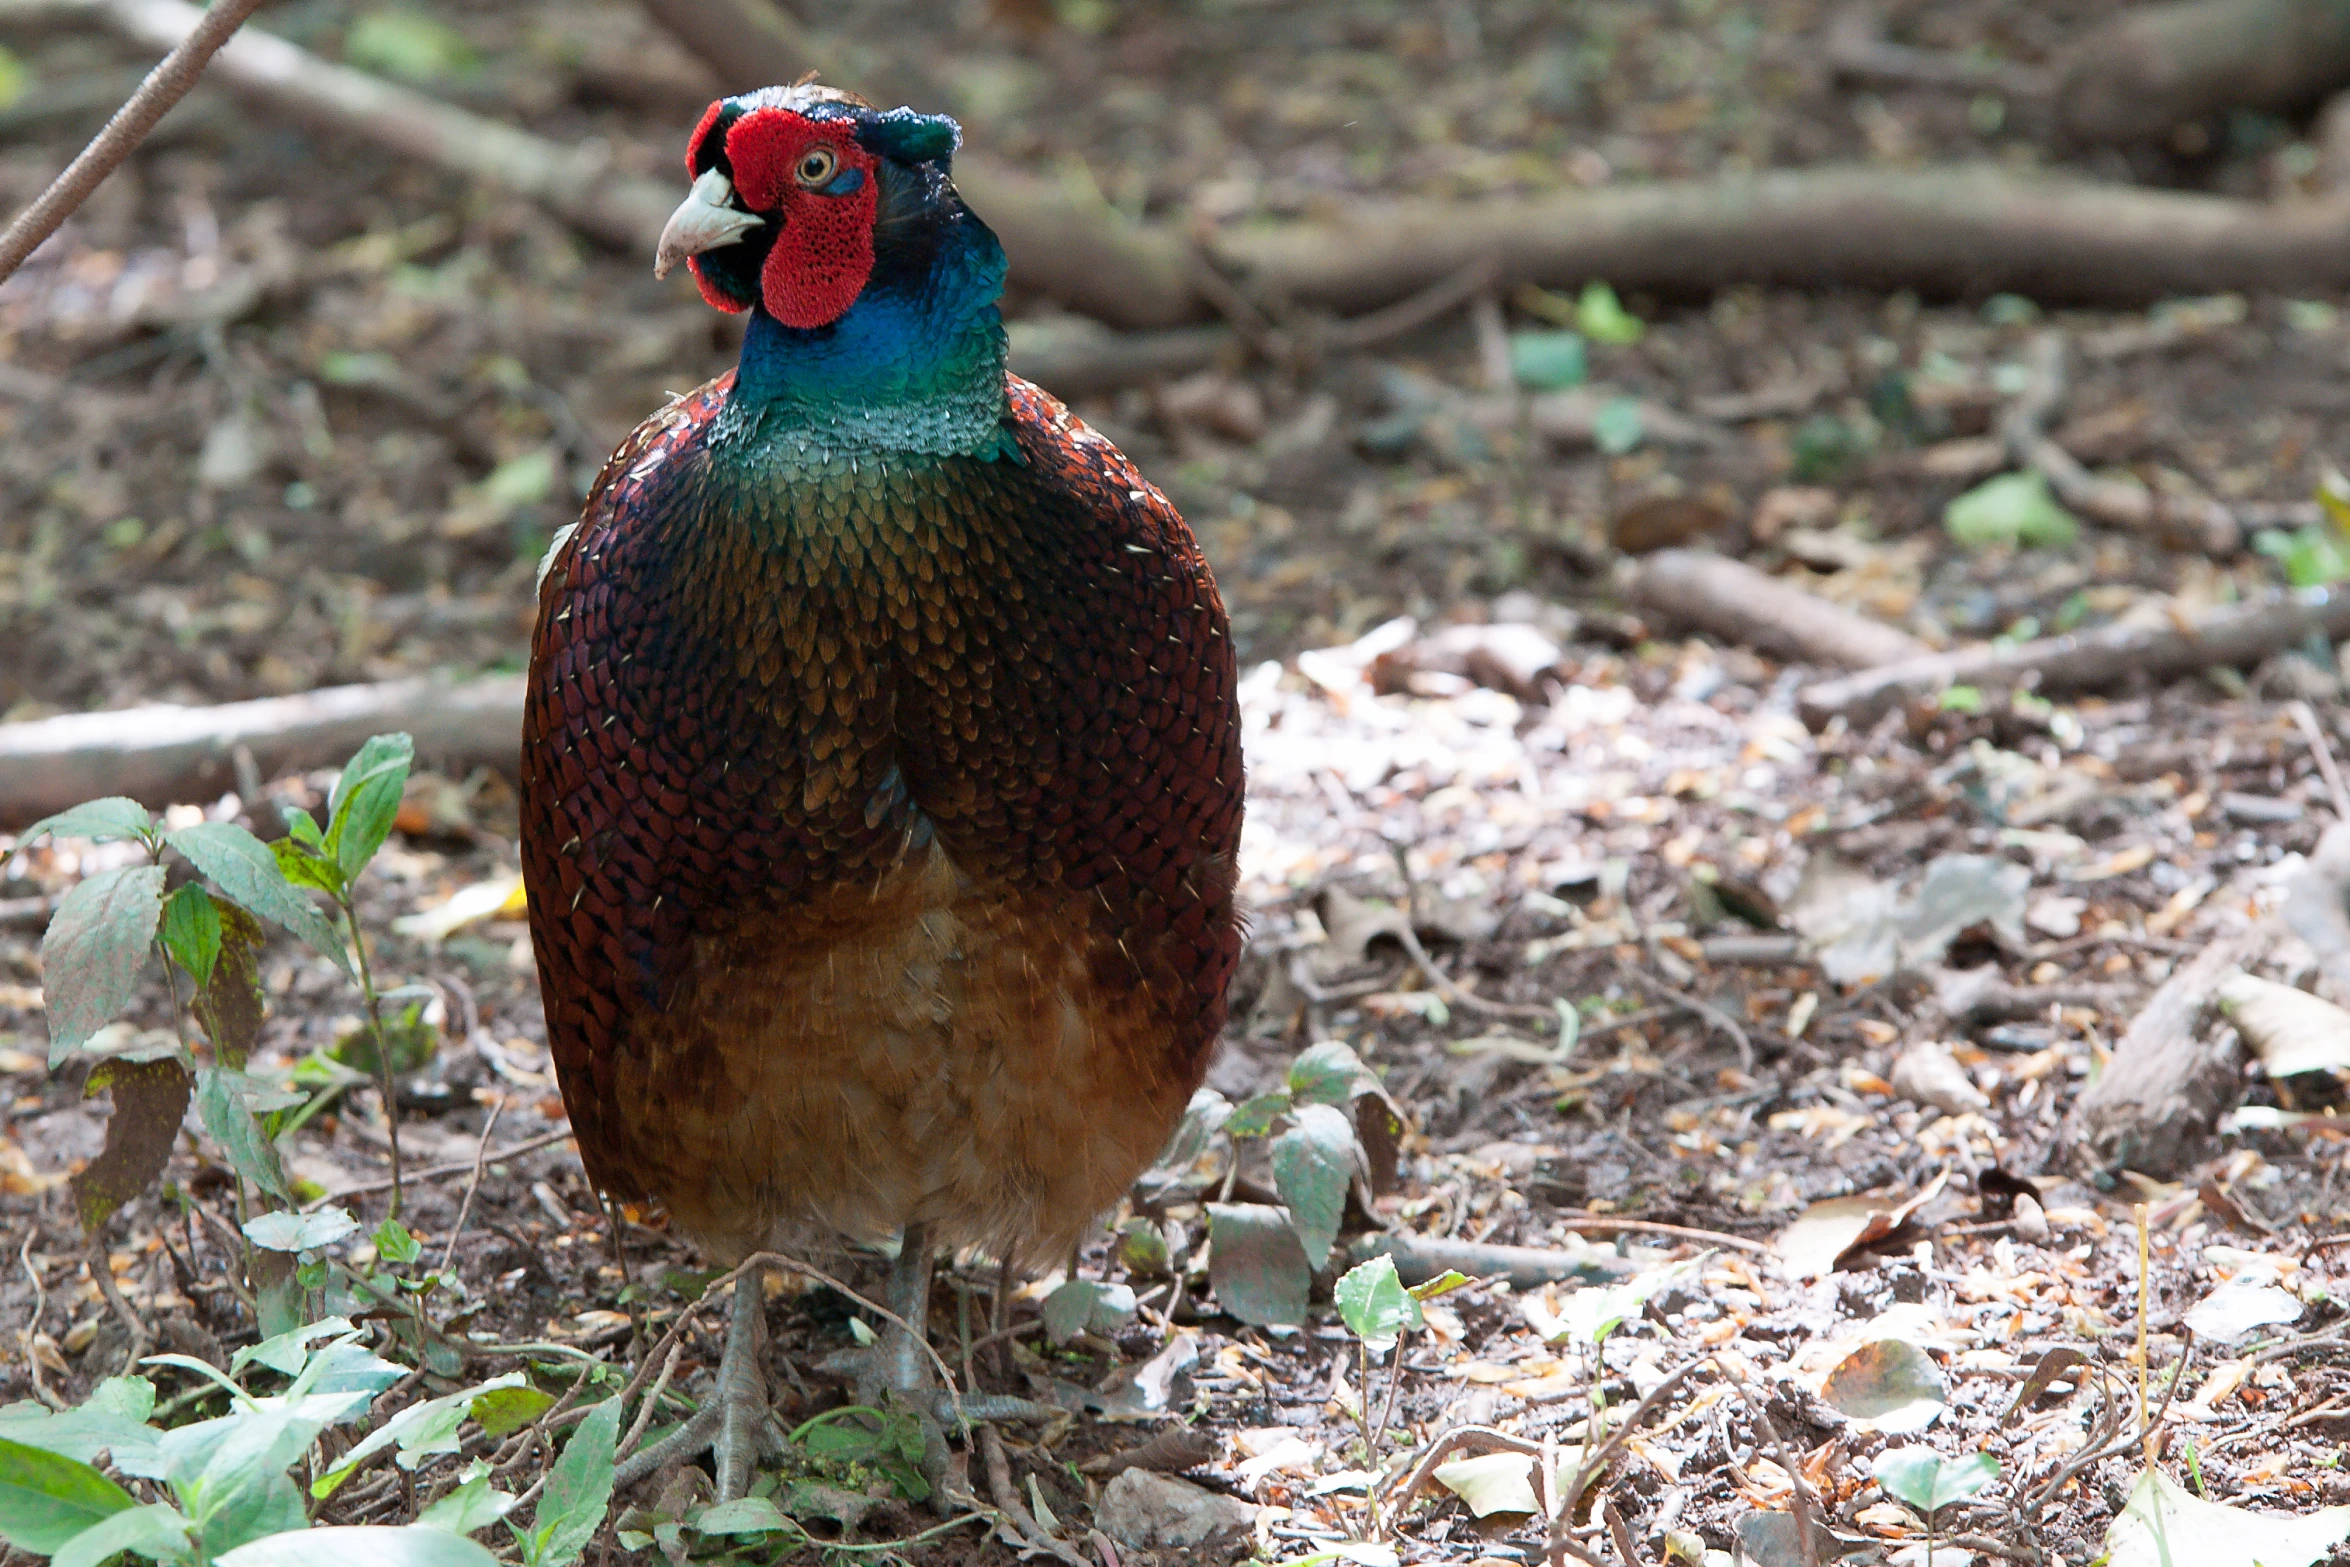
(711, 206, 1014, 467)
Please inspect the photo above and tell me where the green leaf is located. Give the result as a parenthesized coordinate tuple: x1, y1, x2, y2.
(281, 805, 326, 851)
(1333, 1255, 1421, 1352)
(0, 1378, 159, 1471)
(416, 1465, 520, 1536)
(1146, 1086, 1230, 1177)
(41, 864, 166, 1067)
(242, 1208, 359, 1254)
(1205, 1203, 1311, 1328)
(171, 821, 351, 975)
(1042, 1279, 1101, 1346)
(1944, 470, 2080, 551)
(374, 1218, 422, 1265)
(50, 1501, 191, 1567)
(326, 733, 414, 883)
(1269, 1102, 1358, 1270)
(693, 1496, 792, 1536)
(1118, 1218, 1171, 1276)
(218, 1524, 502, 1566)
(2104, 1466, 2350, 1567)
(158, 1407, 315, 1552)
(19, 798, 153, 847)
(1288, 1040, 1374, 1107)
(469, 1386, 555, 1438)
(1407, 1269, 1472, 1302)
(1592, 395, 1645, 455)
(232, 1317, 358, 1377)
(1575, 281, 1645, 345)
(1508, 330, 1587, 390)
(1223, 1089, 1291, 1139)
(194, 1066, 293, 1205)
(159, 883, 222, 989)
(1528, 1257, 1700, 1349)
(314, 1373, 528, 1497)
(0, 1436, 137, 1553)
(516, 1398, 619, 1567)
(1872, 1447, 1998, 1517)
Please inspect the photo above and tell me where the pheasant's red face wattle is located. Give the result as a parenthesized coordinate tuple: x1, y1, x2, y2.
(683, 106, 880, 330)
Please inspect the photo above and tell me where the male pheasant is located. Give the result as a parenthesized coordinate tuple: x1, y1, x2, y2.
(518, 84, 1244, 1497)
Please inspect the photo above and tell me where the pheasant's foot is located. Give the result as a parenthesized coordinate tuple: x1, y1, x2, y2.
(613, 1264, 785, 1500)
(831, 1228, 1057, 1506)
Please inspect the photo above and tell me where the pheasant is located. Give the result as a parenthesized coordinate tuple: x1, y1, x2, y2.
(518, 83, 1245, 1498)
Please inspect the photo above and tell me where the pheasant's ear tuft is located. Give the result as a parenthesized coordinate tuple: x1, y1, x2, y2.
(857, 108, 961, 167)
(685, 99, 729, 176)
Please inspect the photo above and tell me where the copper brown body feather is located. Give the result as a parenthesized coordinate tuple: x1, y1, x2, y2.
(519, 374, 1243, 1266)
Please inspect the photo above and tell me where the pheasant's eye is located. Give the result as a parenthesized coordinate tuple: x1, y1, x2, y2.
(794, 147, 839, 188)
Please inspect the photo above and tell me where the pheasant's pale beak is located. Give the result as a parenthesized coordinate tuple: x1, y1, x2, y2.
(654, 169, 765, 279)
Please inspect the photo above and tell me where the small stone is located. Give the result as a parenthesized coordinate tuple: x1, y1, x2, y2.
(1890, 1042, 1990, 1117)
(1097, 1470, 1260, 1554)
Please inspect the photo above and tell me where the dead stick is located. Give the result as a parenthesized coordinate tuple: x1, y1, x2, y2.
(0, 0, 265, 285)
(434, 1098, 504, 1275)
(1796, 585, 2350, 730)
(310, 1127, 575, 1207)
(2072, 926, 2269, 1178)
(2291, 699, 2350, 821)
(1624, 549, 1929, 672)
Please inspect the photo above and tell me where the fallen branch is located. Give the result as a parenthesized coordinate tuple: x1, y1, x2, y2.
(1210, 165, 2350, 316)
(1624, 548, 1931, 671)
(0, 674, 524, 825)
(1825, 4, 2054, 99)
(2070, 926, 2268, 1178)
(2056, 0, 2350, 147)
(1794, 585, 2350, 731)
(1006, 321, 1232, 400)
(0, 0, 263, 285)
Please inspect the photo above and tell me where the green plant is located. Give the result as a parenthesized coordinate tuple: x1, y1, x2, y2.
(1167, 1041, 1403, 1328)
(1872, 1446, 1998, 1566)
(1330, 1255, 1466, 1535)
(0, 1318, 619, 1566)
(27, 735, 421, 1339)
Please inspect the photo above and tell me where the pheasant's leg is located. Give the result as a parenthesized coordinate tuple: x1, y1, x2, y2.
(610, 1265, 781, 1497)
(879, 1225, 934, 1398)
(712, 1262, 772, 1502)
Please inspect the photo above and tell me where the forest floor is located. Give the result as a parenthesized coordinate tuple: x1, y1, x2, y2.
(2, 0, 2349, 1564)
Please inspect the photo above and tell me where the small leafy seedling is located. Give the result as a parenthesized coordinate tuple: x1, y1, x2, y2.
(1332, 1255, 1468, 1534)
(1872, 1446, 1998, 1567)
(0, 1318, 611, 1567)
(25, 735, 420, 1342)
(1160, 1041, 1404, 1327)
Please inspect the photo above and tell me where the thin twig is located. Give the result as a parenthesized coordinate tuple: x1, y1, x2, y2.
(1323, 257, 1500, 352)
(1720, 1373, 1819, 1567)
(980, 1423, 1090, 1567)
(2290, 700, 2350, 823)
(617, 1339, 682, 1461)
(311, 1127, 575, 1206)
(0, 0, 268, 285)
(86, 1230, 154, 1362)
(437, 1098, 505, 1275)
(1625, 967, 1754, 1071)
(18, 1228, 65, 1410)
